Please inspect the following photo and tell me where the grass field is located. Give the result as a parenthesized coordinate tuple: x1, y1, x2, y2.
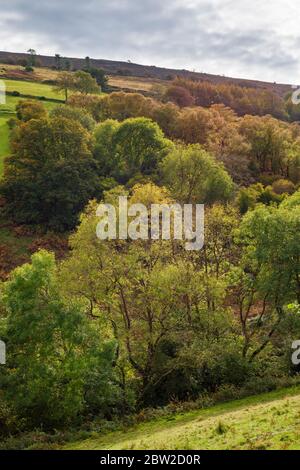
(3, 78, 64, 100)
(0, 94, 15, 173)
(0, 63, 60, 82)
(65, 386, 300, 450)
(0, 87, 60, 173)
(108, 75, 165, 92)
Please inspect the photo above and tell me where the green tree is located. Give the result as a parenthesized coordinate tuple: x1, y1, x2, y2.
(1, 116, 100, 230)
(27, 49, 37, 67)
(60, 187, 235, 405)
(88, 68, 109, 92)
(63, 58, 71, 71)
(94, 119, 121, 176)
(94, 117, 172, 182)
(161, 144, 234, 204)
(55, 53, 62, 70)
(50, 105, 96, 131)
(73, 70, 100, 95)
(1, 250, 117, 427)
(235, 198, 300, 360)
(85, 56, 91, 70)
(53, 71, 75, 101)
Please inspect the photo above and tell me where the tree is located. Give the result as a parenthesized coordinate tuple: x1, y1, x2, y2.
(54, 53, 62, 70)
(174, 106, 211, 144)
(27, 49, 37, 67)
(164, 85, 194, 107)
(151, 102, 179, 137)
(272, 178, 295, 195)
(63, 58, 71, 71)
(85, 56, 91, 70)
(94, 117, 172, 182)
(1, 250, 117, 427)
(171, 77, 286, 119)
(60, 191, 235, 405)
(236, 183, 283, 214)
(113, 117, 172, 181)
(204, 105, 252, 186)
(53, 71, 75, 102)
(161, 144, 234, 204)
(73, 71, 100, 95)
(15, 100, 47, 122)
(239, 115, 296, 177)
(87, 68, 109, 92)
(50, 104, 96, 131)
(94, 119, 121, 176)
(1, 116, 100, 230)
(235, 199, 300, 360)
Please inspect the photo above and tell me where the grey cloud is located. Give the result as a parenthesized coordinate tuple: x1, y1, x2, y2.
(0, 0, 299, 83)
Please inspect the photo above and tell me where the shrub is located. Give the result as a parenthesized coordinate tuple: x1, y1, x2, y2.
(272, 179, 295, 195)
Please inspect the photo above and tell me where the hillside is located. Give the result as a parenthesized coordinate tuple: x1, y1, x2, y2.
(0, 63, 163, 94)
(65, 387, 300, 450)
(0, 78, 63, 172)
(0, 50, 292, 97)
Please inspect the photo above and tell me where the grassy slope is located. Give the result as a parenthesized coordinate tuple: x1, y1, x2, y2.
(108, 75, 165, 92)
(66, 386, 300, 450)
(0, 95, 15, 174)
(0, 63, 60, 82)
(0, 63, 163, 94)
(3, 78, 64, 100)
(0, 84, 61, 173)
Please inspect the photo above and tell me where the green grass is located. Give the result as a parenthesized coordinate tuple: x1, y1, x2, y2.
(65, 386, 300, 450)
(0, 88, 61, 174)
(3, 79, 64, 100)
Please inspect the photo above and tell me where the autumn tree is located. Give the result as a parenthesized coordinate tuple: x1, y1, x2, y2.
(15, 100, 47, 122)
(164, 85, 194, 107)
(239, 115, 297, 177)
(205, 105, 251, 185)
(174, 106, 211, 144)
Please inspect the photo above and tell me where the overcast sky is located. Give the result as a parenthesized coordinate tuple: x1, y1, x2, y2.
(0, 0, 299, 84)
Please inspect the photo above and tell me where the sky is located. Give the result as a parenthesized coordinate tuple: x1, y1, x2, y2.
(0, 0, 300, 84)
